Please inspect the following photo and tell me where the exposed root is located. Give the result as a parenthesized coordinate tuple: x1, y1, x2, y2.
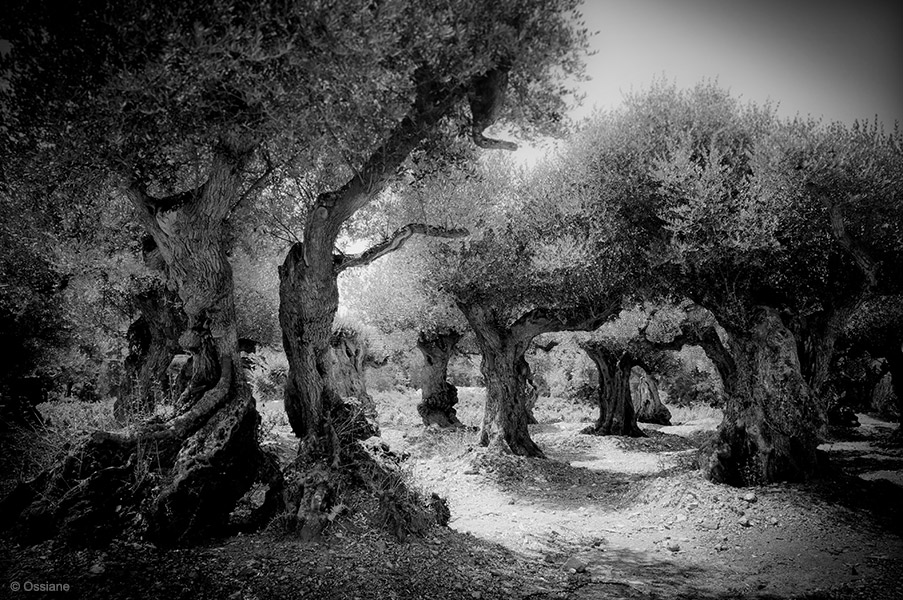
(1, 362, 264, 548)
(278, 395, 449, 542)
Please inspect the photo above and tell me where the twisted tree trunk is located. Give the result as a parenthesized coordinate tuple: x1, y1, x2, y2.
(701, 307, 823, 486)
(3, 140, 266, 547)
(460, 302, 616, 457)
(631, 366, 671, 425)
(115, 240, 187, 423)
(417, 330, 463, 427)
(580, 343, 644, 437)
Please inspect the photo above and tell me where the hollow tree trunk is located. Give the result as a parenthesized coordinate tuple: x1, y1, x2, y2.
(631, 366, 671, 425)
(701, 307, 823, 486)
(417, 330, 463, 427)
(2, 140, 266, 547)
(580, 343, 644, 437)
(114, 277, 186, 423)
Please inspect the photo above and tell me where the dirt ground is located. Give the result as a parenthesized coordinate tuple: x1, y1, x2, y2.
(2, 397, 902, 600)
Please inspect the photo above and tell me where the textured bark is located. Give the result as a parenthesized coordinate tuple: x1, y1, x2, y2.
(416, 331, 463, 427)
(631, 367, 672, 425)
(3, 139, 268, 547)
(700, 307, 823, 486)
(518, 355, 540, 425)
(330, 327, 377, 421)
(459, 301, 618, 457)
(115, 277, 186, 423)
(279, 240, 341, 441)
(461, 303, 541, 456)
(580, 344, 644, 437)
(275, 81, 473, 541)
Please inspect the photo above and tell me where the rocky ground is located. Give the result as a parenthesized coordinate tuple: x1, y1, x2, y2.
(2, 393, 901, 600)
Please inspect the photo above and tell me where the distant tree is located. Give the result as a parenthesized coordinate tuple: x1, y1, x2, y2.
(423, 137, 655, 456)
(341, 245, 470, 427)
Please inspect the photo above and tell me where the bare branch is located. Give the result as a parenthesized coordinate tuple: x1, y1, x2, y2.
(336, 223, 468, 273)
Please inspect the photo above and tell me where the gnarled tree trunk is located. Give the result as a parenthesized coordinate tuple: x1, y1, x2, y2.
(459, 303, 540, 456)
(331, 326, 377, 421)
(580, 343, 644, 437)
(631, 366, 671, 425)
(3, 140, 266, 547)
(701, 307, 823, 486)
(458, 302, 614, 457)
(115, 244, 187, 423)
(417, 330, 463, 427)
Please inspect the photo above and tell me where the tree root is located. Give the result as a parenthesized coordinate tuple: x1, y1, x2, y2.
(277, 396, 449, 542)
(1, 362, 264, 547)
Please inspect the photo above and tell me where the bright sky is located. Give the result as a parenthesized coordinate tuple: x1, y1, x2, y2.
(573, 0, 903, 127)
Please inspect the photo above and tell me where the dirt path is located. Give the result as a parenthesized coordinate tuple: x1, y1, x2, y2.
(4, 404, 901, 599)
(384, 414, 903, 599)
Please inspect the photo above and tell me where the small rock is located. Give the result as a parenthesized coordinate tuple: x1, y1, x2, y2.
(738, 517, 752, 527)
(665, 541, 680, 552)
(471, 592, 482, 600)
(742, 492, 757, 504)
(88, 562, 105, 575)
(463, 468, 480, 475)
(562, 557, 587, 573)
(701, 519, 720, 530)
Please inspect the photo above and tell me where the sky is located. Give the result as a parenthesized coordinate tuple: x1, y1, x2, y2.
(572, 0, 903, 127)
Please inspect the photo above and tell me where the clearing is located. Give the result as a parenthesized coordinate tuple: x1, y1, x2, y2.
(2, 388, 901, 599)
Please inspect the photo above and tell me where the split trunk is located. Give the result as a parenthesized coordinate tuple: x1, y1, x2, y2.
(417, 331, 463, 427)
(580, 343, 644, 437)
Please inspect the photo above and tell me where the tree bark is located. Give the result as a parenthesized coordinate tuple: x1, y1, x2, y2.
(3, 139, 268, 547)
(631, 366, 672, 425)
(114, 261, 186, 423)
(416, 330, 463, 427)
(457, 303, 540, 456)
(580, 343, 644, 437)
(700, 307, 824, 486)
(330, 326, 378, 422)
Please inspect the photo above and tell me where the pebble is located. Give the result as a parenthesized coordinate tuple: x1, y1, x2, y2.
(88, 562, 105, 575)
(665, 541, 681, 552)
(742, 492, 757, 504)
(739, 517, 752, 527)
(562, 557, 587, 573)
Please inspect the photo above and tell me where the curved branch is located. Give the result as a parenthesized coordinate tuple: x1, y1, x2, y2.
(826, 198, 879, 291)
(336, 223, 468, 272)
(511, 300, 621, 340)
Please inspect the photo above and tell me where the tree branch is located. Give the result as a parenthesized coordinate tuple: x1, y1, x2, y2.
(336, 223, 468, 273)
(511, 300, 621, 340)
(826, 196, 879, 291)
